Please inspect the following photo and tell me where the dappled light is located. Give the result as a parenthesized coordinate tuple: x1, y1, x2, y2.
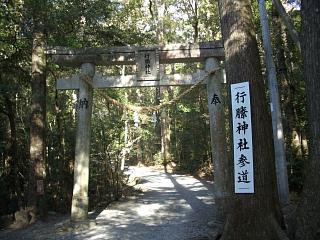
(70, 166, 216, 239)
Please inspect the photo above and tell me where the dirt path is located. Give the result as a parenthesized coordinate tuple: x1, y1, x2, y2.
(0, 166, 216, 240)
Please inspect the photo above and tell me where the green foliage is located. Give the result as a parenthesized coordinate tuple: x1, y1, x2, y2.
(171, 86, 212, 172)
(250, 0, 306, 193)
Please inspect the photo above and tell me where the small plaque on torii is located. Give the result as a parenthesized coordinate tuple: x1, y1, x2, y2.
(136, 48, 159, 81)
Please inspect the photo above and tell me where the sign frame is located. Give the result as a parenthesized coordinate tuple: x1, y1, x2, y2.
(136, 48, 160, 81)
(231, 81, 254, 194)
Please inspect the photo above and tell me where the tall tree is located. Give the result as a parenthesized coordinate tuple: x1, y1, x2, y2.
(153, 0, 171, 169)
(28, 0, 47, 219)
(217, 0, 286, 239)
(293, 0, 320, 239)
(4, 95, 22, 208)
(258, 0, 289, 206)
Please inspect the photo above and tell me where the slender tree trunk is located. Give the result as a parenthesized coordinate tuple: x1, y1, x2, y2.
(155, 0, 171, 169)
(55, 91, 70, 208)
(193, 0, 199, 43)
(258, 0, 289, 206)
(1, 116, 9, 174)
(272, 7, 303, 193)
(4, 95, 22, 209)
(272, 0, 301, 52)
(218, 0, 286, 239)
(160, 93, 171, 170)
(293, 1, 320, 239)
(153, 0, 161, 159)
(160, 99, 171, 170)
(55, 90, 65, 169)
(121, 92, 129, 171)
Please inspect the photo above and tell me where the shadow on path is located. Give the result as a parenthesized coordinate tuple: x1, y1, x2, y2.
(0, 166, 217, 240)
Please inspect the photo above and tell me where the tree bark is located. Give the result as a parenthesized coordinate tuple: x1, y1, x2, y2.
(294, 1, 320, 239)
(28, 30, 47, 219)
(4, 95, 22, 209)
(272, 7, 305, 194)
(258, 0, 289, 206)
(218, 0, 286, 239)
(160, 102, 171, 170)
(192, 0, 199, 43)
(155, 0, 171, 169)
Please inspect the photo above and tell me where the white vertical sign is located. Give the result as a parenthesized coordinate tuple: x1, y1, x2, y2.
(231, 82, 254, 193)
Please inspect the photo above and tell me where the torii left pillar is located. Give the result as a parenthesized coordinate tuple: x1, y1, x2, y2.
(71, 63, 95, 221)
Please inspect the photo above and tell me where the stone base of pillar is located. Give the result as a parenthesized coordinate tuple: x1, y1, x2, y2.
(56, 219, 97, 232)
(71, 195, 89, 221)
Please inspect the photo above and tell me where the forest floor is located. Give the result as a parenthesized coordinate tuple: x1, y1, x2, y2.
(0, 166, 217, 240)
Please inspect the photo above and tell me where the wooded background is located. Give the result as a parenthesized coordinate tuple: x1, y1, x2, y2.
(1, 0, 318, 239)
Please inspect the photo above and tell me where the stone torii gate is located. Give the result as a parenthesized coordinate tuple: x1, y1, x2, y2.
(47, 41, 227, 221)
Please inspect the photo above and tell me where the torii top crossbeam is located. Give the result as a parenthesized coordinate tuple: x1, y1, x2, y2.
(46, 41, 224, 67)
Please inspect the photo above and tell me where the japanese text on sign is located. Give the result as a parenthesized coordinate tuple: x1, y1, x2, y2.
(136, 49, 159, 81)
(144, 53, 151, 74)
(231, 82, 254, 193)
(79, 98, 89, 109)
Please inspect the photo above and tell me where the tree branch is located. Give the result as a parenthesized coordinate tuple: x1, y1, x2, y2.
(272, 0, 301, 53)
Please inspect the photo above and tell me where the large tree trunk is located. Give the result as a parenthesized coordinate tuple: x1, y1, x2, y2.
(28, 29, 47, 220)
(217, 0, 286, 239)
(293, 1, 320, 239)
